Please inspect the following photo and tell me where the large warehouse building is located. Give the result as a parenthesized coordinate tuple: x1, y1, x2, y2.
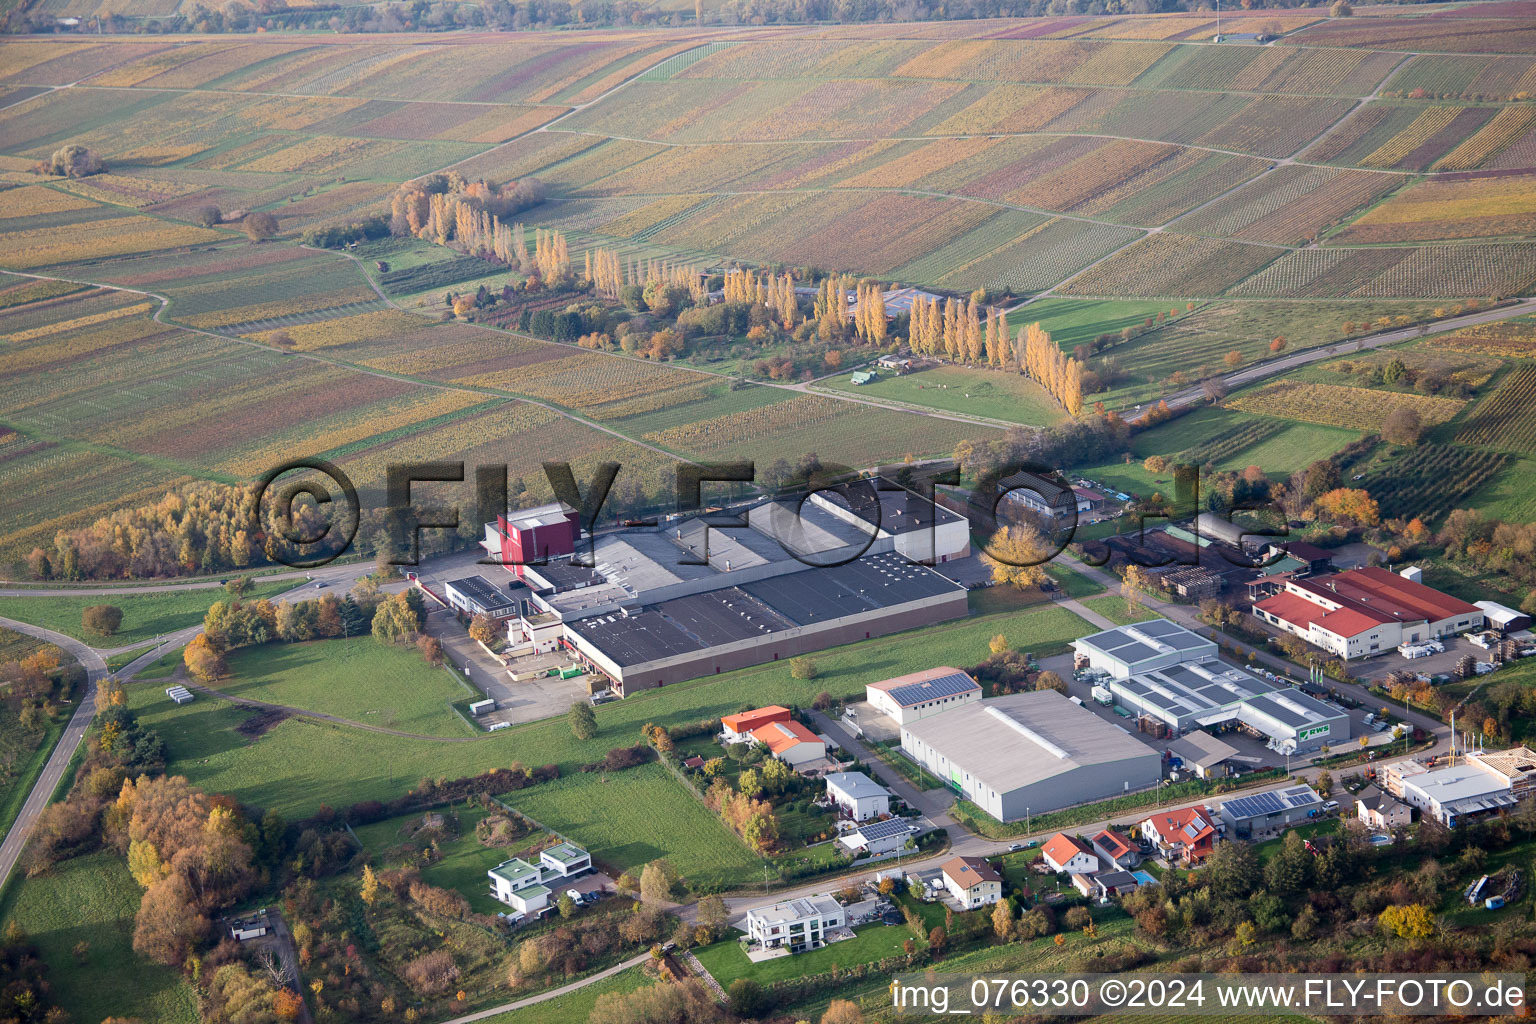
(899, 691, 1162, 821)
(1076, 622, 1348, 754)
(480, 480, 973, 695)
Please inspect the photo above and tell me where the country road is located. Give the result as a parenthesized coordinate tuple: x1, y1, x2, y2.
(0, 617, 105, 896)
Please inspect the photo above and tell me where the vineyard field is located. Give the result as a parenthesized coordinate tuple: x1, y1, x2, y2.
(1176, 165, 1398, 245)
(1356, 444, 1512, 522)
(1058, 234, 1280, 297)
(1224, 381, 1466, 432)
(1454, 365, 1536, 455)
(1430, 318, 1536, 357)
(1331, 171, 1536, 244)
(1229, 244, 1536, 299)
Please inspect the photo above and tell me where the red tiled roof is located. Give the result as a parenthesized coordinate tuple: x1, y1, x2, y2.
(1332, 566, 1480, 623)
(1092, 829, 1134, 859)
(723, 706, 790, 733)
(1143, 806, 1214, 847)
(1317, 606, 1390, 639)
(1042, 833, 1094, 868)
(751, 719, 821, 753)
(1255, 590, 1330, 630)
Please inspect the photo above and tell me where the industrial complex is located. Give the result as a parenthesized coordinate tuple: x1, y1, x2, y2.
(469, 481, 972, 694)
(1074, 621, 1349, 755)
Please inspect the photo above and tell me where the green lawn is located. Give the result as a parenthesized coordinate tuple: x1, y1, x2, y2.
(0, 851, 199, 1024)
(1073, 407, 1357, 501)
(124, 602, 1092, 888)
(215, 636, 476, 737)
(354, 805, 542, 915)
(817, 363, 1067, 426)
(106, 643, 157, 673)
(0, 708, 67, 849)
(1080, 594, 1160, 627)
(1017, 297, 1183, 353)
(1468, 457, 1536, 525)
(506, 764, 764, 891)
(0, 581, 293, 647)
(695, 920, 923, 988)
(476, 966, 650, 1024)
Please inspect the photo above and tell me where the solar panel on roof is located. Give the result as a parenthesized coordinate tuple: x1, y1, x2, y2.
(852, 818, 913, 842)
(887, 671, 977, 707)
(1223, 791, 1287, 819)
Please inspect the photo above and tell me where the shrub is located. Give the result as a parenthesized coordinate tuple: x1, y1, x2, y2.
(790, 657, 818, 680)
(82, 604, 122, 637)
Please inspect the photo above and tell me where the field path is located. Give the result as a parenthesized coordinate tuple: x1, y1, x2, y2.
(436, 951, 653, 1024)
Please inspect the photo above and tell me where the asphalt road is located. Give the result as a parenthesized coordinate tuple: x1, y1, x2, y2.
(1142, 298, 1536, 421)
(0, 617, 106, 896)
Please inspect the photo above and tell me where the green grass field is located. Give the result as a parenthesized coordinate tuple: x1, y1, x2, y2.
(506, 764, 763, 890)
(1080, 594, 1161, 627)
(124, 603, 1092, 882)
(1467, 457, 1536, 525)
(0, 581, 293, 647)
(817, 364, 1067, 427)
(1017, 297, 1183, 353)
(477, 966, 650, 1024)
(0, 851, 199, 1024)
(0, 709, 67, 849)
(694, 920, 924, 988)
(216, 636, 476, 737)
(354, 805, 542, 914)
(1072, 407, 1358, 500)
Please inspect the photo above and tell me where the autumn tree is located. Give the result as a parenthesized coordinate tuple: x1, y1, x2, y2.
(191, 205, 222, 228)
(790, 656, 818, 680)
(183, 632, 227, 683)
(1269, 336, 1287, 353)
(1313, 488, 1380, 527)
(1224, 349, 1243, 369)
(639, 859, 679, 903)
(41, 144, 105, 178)
(371, 591, 421, 644)
(468, 613, 496, 645)
(991, 897, 1014, 942)
(82, 604, 123, 637)
(823, 999, 865, 1024)
(984, 524, 1050, 590)
(1034, 670, 1067, 694)
(1382, 406, 1423, 446)
(243, 212, 279, 241)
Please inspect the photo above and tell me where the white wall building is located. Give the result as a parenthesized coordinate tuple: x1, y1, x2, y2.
(942, 856, 1002, 909)
(824, 772, 892, 821)
(744, 895, 847, 952)
(865, 667, 980, 725)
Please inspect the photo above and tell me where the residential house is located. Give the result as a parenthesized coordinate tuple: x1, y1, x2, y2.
(824, 772, 892, 821)
(752, 719, 826, 768)
(1356, 787, 1412, 831)
(744, 895, 847, 952)
(942, 856, 1002, 909)
(1090, 829, 1142, 870)
(1041, 833, 1100, 875)
(837, 817, 916, 856)
(228, 910, 269, 942)
(539, 841, 592, 879)
(488, 858, 551, 917)
(722, 705, 792, 743)
(1091, 870, 1144, 899)
(865, 667, 981, 725)
(1140, 806, 1217, 864)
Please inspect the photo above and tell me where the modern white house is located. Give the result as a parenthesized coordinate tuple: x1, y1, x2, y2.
(942, 856, 1002, 909)
(744, 895, 847, 952)
(539, 841, 592, 879)
(865, 667, 980, 725)
(227, 910, 269, 942)
(487, 858, 551, 917)
(824, 772, 892, 821)
(488, 840, 591, 918)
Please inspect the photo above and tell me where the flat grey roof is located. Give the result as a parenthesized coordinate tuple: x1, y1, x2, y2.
(825, 772, 890, 800)
(445, 575, 524, 612)
(902, 691, 1158, 795)
(1167, 731, 1239, 768)
(742, 551, 961, 626)
(1076, 620, 1215, 665)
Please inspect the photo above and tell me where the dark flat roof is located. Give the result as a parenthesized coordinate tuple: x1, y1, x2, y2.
(571, 610, 706, 667)
(742, 552, 962, 626)
(445, 575, 525, 612)
(523, 560, 602, 592)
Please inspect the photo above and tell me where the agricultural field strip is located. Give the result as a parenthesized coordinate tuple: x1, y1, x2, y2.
(0, 263, 704, 470)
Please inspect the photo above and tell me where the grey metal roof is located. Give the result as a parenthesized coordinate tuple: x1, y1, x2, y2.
(825, 772, 890, 800)
(901, 691, 1159, 796)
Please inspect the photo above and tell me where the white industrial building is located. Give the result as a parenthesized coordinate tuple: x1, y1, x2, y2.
(824, 772, 892, 821)
(1385, 759, 1519, 828)
(744, 895, 847, 952)
(899, 691, 1161, 821)
(1078, 621, 1348, 754)
(865, 667, 981, 725)
(1072, 620, 1218, 679)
